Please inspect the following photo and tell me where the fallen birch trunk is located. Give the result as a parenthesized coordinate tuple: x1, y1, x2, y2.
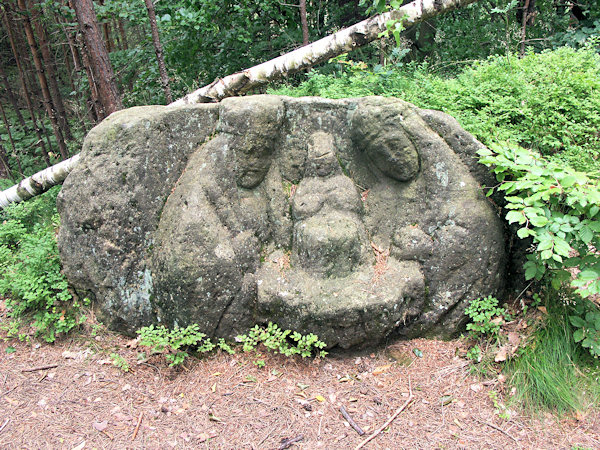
(0, 0, 477, 209)
(0, 155, 79, 208)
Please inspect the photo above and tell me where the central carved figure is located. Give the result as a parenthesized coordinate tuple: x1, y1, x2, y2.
(57, 95, 506, 348)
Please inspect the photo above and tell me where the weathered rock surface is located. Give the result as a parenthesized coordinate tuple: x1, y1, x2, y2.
(58, 95, 506, 348)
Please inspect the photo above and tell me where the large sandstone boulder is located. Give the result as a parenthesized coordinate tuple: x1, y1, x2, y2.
(57, 95, 506, 348)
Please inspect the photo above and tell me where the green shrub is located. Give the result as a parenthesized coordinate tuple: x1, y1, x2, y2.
(137, 323, 216, 367)
(272, 46, 600, 172)
(136, 322, 327, 367)
(236, 322, 328, 358)
(479, 144, 600, 296)
(465, 296, 507, 339)
(0, 188, 83, 342)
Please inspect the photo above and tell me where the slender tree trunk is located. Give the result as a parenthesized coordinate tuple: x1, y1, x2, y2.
(18, 0, 69, 160)
(0, 100, 17, 156)
(2, 4, 50, 165)
(0, 63, 27, 128)
(519, 0, 531, 57)
(71, 0, 122, 117)
(30, 0, 73, 141)
(0, 135, 15, 180)
(97, 0, 114, 53)
(117, 18, 128, 50)
(144, 0, 172, 103)
(299, 0, 309, 45)
(0, 100, 25, 175)
(76, 30, 102, 122)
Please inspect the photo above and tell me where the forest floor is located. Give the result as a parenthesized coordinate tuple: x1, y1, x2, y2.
(0, 310, 599, 449)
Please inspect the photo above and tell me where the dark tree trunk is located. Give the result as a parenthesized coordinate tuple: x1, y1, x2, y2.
(30, 0, 73, 140)
(17, 0, 68, 160)
(2, 4, 50, 165)
(299, 0, 309, 45)
(0, 100, 25, 175)
(71, 0, 122, 117)
(0, 135, 15, 180)
(0, 62, 27, 128)
(144, 0, 172, 103)
(117, 18, 128, 50)
(76, 30, 102, 123)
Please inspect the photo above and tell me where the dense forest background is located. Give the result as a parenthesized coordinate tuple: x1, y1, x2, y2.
(0, 0, 598, 180)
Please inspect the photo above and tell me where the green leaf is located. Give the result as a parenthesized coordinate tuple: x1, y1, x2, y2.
(561, 175, 576, 187)
(506, 210, 524, 224)
(6, 346, 16, 354)
(579, 226, 594, 244)
(530, 216, 549, 227)
(569, 315, 586, 328)
(517, 227, 534, 239)
(524, 264, 538, 280)
(573, 329, 585, 343)
(541, 249, 553, 260)
(579, 270, 599, 281)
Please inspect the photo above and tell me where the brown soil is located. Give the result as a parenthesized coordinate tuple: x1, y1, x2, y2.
(1, 320, 599, 449)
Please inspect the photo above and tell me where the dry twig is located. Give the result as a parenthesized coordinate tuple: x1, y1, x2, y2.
(278, 434, 304, 449)
(355, 376, 414, 450)
(340, 405, 365, 436)
(131, 412, 143, 441)
(21, 364, 58, 373)
(0, 419, 9, 434)
(474, 417, 519, 445)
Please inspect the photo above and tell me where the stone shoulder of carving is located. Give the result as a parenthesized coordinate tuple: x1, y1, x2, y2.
(416, 108, 497, 189)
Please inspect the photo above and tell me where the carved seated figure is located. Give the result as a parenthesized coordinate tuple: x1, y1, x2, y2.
(255, 132, 425, 348)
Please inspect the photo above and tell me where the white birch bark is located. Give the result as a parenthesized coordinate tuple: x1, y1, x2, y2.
(0, 155, 79, 208)
(0, 0, 478, 208)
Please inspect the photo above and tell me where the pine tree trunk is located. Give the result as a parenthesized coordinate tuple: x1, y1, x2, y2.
(30, 0, 73, 141)
(71, 0, 122, 117)
(2, 4, 51, 165)
(76, 30, 103, 122)
(299, 0, 309, 46)
(0, 63, 27, 128)
(144, 0, 172, 103)
(0, 135, 15, 180)
(0, 100, 24, 176)
(17, 0, 69, 160)
(117, 18, 128, 50)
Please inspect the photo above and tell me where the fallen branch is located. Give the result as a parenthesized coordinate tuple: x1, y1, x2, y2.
(21, 364, 59, 373)
(340, 405, 365, 436)
(355, 377, 414, 450)
(0, 419, 9, 434)
(278, 434, 304, 450)
(131, 412, 143, 441)
(474, 417, 519, 445)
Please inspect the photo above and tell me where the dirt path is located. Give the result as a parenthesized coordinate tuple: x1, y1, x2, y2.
(1, 329, 598, 449)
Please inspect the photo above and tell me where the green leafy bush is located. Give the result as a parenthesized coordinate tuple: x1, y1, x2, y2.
(235, 322, 328, 358)
(570, 298, 600, 358)
(465, 296, 507, 339)
(0, 188, 83, 342)
(272, 46, 600, 172)
(137, 323, 216, 367)
(478, 144, 600, 300)
(136, 322, 327, 367)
